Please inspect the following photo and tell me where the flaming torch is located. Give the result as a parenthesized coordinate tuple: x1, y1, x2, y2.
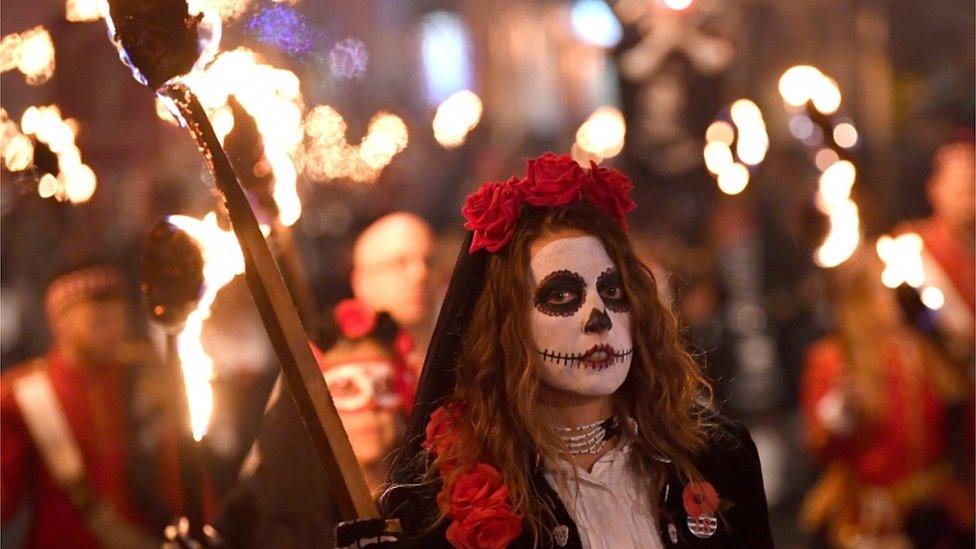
(141, 219, 207, 537)
(104, 0, 376, 523)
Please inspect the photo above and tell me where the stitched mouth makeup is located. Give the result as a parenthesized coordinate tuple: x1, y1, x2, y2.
(537, 344, 634, 370)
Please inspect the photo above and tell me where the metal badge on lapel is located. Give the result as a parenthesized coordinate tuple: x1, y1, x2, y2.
(553, 524, 569, 547)
(687, 513, 718, 539)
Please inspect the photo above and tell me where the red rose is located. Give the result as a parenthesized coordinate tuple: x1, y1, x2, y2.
(682, 481, 720, 518)
(516, 153, 586, 208)
(462, 177, 523, 253)
(445, 464, 510, 521)
(446, 505, 523, 549)
(333, 299, 376, 339)
(585, 162, 636, 230)
(424, 402, 464, 457)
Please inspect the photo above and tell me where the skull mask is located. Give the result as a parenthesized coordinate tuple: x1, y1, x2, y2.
(528, 235, 633, 396)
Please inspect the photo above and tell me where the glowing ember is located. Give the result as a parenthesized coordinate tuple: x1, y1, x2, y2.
(167, 212, 245, 440)
(303, 105, 409, 184)
(432, 90, 483, 149)
(19, 105, 98, 203)
(66, 0, 107, 21)
(176, 48, 305, 225)
(1, 27, 56, 85)
(575, 106, 626, 160)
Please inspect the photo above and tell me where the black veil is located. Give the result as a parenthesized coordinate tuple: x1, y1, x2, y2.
(386, 232, 488, 487)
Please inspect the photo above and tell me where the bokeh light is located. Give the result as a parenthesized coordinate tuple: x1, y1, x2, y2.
(19, 105, 98, 203)
(833, 122, 859, 149)
(433, 90, 483, 149)
(706, 121, 735, 146)
(575, 106, 626, 160)
(66, 0, 106, 22)
(815, 201, 860, 268)
(920, 286, 945, 310)
(657, 0, 695, 11)
(1, 26, 56, 85)
(717, 162, 750, 195)
(876, 233, 926, 289)
(329, 38, 369, 80)
(303, 105, 409, 184)
(420, 11, 473, 105)
(778, 65, 841, 114)
(571, 0, 623, 48)
(248, 4, 322, 56)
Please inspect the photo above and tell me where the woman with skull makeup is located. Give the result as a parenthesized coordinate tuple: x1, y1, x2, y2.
(357, 154, 773, 549)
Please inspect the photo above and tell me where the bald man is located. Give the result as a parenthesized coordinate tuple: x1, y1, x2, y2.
(350, 213, 434, 337)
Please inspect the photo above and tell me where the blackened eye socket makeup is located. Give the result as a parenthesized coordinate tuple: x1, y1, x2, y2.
(596, 267, 628, 313)
(534, 270, 586, 317)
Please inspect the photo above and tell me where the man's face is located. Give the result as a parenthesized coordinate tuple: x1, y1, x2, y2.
(528, 232, 633, 397)
(54, 297, 130, 364)
(323, 361, 402, 466)
(353, 220, 433, 328)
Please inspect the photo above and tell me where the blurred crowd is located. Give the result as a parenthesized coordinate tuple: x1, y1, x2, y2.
(2, 138, 972, 548)
(1, 0, 974, 547)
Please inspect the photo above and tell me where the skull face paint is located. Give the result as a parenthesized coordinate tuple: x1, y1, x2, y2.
(529, 235, 633, 397)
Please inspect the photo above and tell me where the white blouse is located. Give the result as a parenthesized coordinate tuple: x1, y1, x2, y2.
(542, 439, 665, 549)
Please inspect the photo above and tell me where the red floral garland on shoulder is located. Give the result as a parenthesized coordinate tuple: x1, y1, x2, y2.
(462, 153, 637, 254)
(424, 402, 524, 548)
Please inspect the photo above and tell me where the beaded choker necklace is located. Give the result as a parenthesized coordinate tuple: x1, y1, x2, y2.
(551, 416, 620, 455)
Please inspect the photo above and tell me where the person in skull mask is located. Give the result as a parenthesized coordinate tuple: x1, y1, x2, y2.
(216, 301, 412, 548)
(347, 153, 772, 548)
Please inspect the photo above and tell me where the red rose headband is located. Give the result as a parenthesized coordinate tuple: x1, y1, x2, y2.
(461, 153, 637, 254)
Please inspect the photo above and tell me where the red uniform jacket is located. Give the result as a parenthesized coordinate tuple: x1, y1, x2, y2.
(1, 351, 181, 547)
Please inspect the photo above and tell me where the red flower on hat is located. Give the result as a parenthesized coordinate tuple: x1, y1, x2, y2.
(516, 152, 587, 207)
(333, 299, 376, 339)
(461, 153, 637, 254)
(682, 481, 720, 519)
(462, 177, 523, 253)
(586, 161, 637, 230)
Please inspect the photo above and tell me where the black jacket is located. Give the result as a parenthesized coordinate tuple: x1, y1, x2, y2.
(381, 417, 773, 548)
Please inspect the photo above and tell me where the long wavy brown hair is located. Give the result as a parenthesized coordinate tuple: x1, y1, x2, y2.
(429, 202, 714, 540)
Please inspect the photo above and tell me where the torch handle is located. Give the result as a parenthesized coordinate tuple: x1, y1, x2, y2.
(161, 82, 378, 520)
